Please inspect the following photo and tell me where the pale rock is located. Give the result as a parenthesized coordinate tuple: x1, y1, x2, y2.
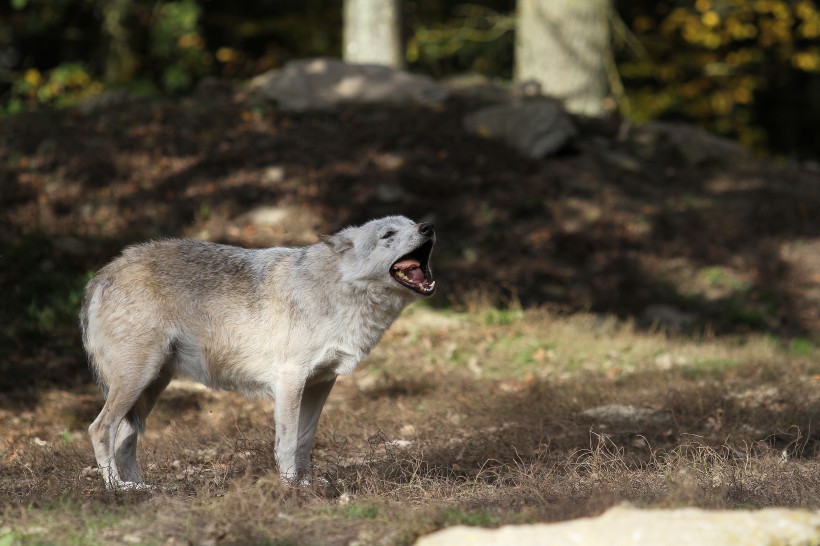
(249, 58, 448, 112)
(415, 505, 820, 546)
(240, 205, 291, 226)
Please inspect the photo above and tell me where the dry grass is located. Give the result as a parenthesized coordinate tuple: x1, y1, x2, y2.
(2, 304, 820, 545)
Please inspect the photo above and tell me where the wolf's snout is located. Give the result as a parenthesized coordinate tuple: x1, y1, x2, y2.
(418, 223, 435, 237)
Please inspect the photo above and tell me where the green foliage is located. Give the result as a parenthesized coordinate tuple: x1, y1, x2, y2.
(0, 235, 91, 358)
(4, 64, 103, 116)
(619, 0, 820, 153)
(150, 0, 210, 92)
(407, 4, 515, 78)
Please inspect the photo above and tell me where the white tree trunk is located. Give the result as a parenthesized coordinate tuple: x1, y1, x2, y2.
(515, 0, 611, 117)
(343, 0, 404, 68)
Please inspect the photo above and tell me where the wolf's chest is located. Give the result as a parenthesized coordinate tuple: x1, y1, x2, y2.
(306, 318, 388, 380)
(301, 339, 367, 387)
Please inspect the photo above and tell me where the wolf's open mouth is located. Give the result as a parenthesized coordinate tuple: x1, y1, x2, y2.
(390, 240, 435, 296)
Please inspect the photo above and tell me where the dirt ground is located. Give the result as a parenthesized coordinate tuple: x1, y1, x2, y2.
(2, 82, 820, 544)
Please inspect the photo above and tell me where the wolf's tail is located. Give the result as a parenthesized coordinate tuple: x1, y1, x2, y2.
(80, 277, 110, 399)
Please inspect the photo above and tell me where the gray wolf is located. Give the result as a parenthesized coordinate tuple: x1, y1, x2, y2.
(80, 216, 436, 489)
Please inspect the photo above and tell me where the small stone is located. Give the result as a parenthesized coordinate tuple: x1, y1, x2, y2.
(580, 404, 672, 428)
(262, 166, 286, 184)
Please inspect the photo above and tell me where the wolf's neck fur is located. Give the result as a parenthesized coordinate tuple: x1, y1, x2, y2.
(334, 283, 411, 360)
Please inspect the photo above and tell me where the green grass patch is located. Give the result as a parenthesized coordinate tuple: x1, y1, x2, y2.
(438, 508, 500, 527)
(789, 338, 815, 357)
(699, 267, 749, 292)
(341, 504, 378, 520)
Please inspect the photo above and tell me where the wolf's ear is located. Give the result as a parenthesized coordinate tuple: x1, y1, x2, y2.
(320, 234, 353, 254)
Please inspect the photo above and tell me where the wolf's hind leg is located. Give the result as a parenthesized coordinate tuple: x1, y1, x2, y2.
(89, 348, 172, 489)
(113, 419, 142, 483)
(90, 384, 140, 488)
(113, 364, 174, 484)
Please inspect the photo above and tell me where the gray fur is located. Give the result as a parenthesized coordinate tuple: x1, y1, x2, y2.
(81, 216, 436, 488)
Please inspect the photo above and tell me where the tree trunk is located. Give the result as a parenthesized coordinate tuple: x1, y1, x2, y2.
(515, 0, 611, 117)
(343, 0, 404, 68)
(101, 0, 136, 85)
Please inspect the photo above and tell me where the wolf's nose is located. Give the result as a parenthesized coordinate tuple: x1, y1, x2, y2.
(418, 223, 435, 237)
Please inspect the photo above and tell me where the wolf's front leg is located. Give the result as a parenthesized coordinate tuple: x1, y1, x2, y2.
(296, 377, 336, 474)
(274, 377, 305, 481)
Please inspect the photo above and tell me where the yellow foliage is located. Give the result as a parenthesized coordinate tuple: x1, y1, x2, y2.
(710, 91, 733, 115)
(177, 33, 204, 50)
(23, 68, 42, 87)
(799, 19, 820, 38)
(702, 11, 721, 28)
(732, 87, 753, 105)
(633, 16, 653, 33)
(796, 1, 819, 20)
(792, 48, 820, 71)
(216, 47, 240, 63)
(622, 0, 820, 152)
(754, 0, 775, 14)
(727, 16, 759, 39)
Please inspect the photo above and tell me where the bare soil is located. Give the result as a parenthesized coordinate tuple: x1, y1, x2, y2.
(2, 82, 820, 545)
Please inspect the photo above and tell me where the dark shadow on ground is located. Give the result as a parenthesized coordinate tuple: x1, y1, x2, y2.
(3, 87, 820, 395)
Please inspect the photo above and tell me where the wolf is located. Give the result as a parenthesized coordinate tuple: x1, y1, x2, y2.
(80, 216, 436, 489)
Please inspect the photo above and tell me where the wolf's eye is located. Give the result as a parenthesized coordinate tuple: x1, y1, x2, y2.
(381, 230, 396, 240)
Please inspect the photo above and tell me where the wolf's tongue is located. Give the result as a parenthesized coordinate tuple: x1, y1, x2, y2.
(393, 259, 425, 284)
(405, 267, 425, 283)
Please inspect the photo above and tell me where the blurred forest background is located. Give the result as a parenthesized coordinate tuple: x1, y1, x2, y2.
(2, 0, 820, 158)
(5, 4, 820, 540)
(3, 0, 820, 389)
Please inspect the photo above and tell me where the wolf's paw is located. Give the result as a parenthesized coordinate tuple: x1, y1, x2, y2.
(107, 480, 157, 492)
(280, 470, 330, 487)
(297, 475, 329, 487)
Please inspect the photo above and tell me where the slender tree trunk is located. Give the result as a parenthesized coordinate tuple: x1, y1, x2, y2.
(515, 0, 611, 117)
(101, 0, 136, 84)
(343, 0, 404, 68)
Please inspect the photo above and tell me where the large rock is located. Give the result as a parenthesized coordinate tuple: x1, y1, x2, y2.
(629, 121, 750, 167)
(249, 58, 448, 112)
(415, 505, 820, 546)
(463, 101, 577, 159)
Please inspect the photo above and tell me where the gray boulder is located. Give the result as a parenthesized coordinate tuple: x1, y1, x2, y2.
(249, 58, 448, 112)
(463, 101, 577, 159)
(629, 121, 750, 167)
(415, 505, 820, 546)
